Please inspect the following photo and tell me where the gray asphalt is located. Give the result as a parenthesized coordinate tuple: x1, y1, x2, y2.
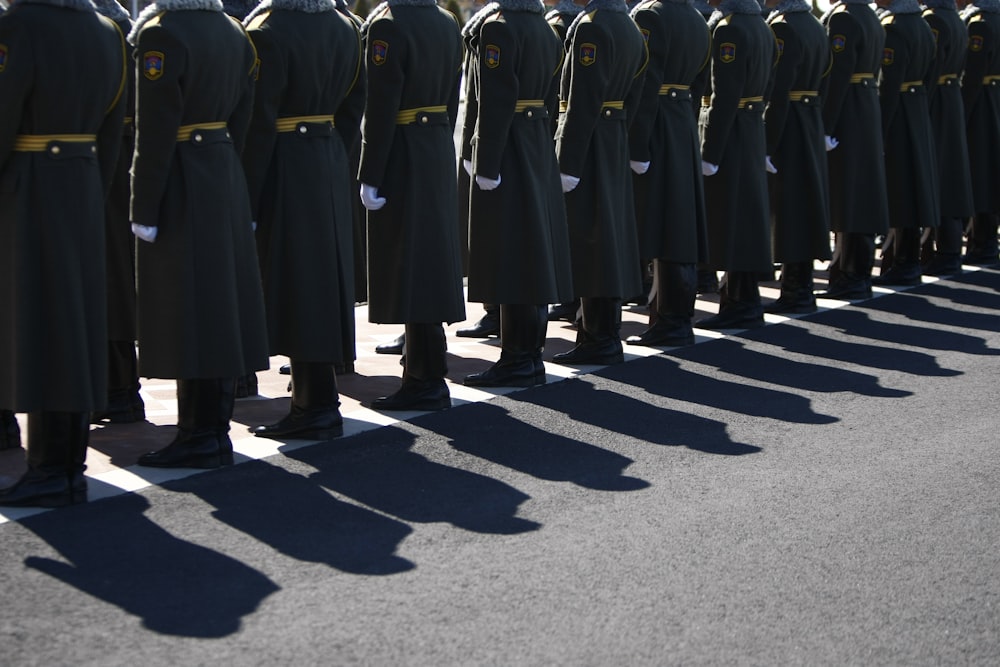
(1, 269, 998, 666)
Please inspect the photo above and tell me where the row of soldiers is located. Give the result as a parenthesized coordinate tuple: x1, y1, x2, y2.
(1, 0, 999, 509)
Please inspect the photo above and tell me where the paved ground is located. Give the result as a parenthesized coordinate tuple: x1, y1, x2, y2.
(0, 264, 998, 665)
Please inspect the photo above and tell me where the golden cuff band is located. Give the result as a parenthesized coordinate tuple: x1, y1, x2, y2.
(659, 84, 690, 94)
(514, 99, 545, 112)
(937, 74, 958, 85)
(176, 122, 227, 141)
(788, 90, 818, 101)
(900, 80, 924, 92)
(602, 100, 624, 110)
(276, 115, 335, 132)
(396, 106, 448, 124)
(738, 96, 764, 108)
(850, 73, 875, 83)
(983, 75, 1000, 84)
(13, 134, 97, 152)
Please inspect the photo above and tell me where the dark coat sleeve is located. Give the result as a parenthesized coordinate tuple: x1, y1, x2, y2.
(358, 17, 406, 188)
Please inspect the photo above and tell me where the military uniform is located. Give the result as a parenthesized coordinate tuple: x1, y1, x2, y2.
(241, 0, 365, 440)
(552, 0, 646, 365)
(821, 0, 891, 298)
(0, 0, 127, 506)
(461, 0, 574, 387)
(961, 0, 1000, 263)
(922, 0, 975, 274)
(763, 0, 832, 314)
(129, 0, 270, 469)
(359, 0, 465, 411)
(697, 0, 775, 329)
(874, 0, 940, 285)
(626, 0, 710, 346)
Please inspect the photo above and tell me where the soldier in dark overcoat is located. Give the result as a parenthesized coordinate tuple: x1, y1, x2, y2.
(0, 0, 127, 507)
(0, 0, 15, 455)
(551, 0, 647, 365)
(240, 0, 365, 439)
(921, 0, 975, 275)
(696, 0, 775, 329)
(819, 0, 891, 299)
(625, 0, 710, 346)
(873, 0, 940, 285)
(128, 0, 270, 469)
(90, 0, 146, 425)
(761, 0, 832, 314)
(460, 0, 574, 387)
(358, 0, 466, 411)
(960, 0, 1000, 264)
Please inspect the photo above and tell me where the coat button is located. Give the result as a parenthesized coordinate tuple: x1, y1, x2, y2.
(604, 109, 611, 117)
(803, 97, 810, 103)
(194, 133, 202, 142)
(526, 110, 533, 118)
(51, 145, 60, 155)
(91, 146, 97, 153)
(670, 91, 677, 98)
(299, 125, 307, 133)
(421, 116, 429, 124)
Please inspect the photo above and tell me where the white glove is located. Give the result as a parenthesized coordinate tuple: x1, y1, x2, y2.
(630, 160, 650, 175)
(251, 221, 257, 232)
(360, 183, 386, 211)
(560, 173, 581, 193)
(131, 223, 158, 243)
(475, 174, 501, 191)
(825, 135, 839, 151)
(463, 159, 473, 177)
(701, 161, 719, 177)
(765, 156, 778, 174)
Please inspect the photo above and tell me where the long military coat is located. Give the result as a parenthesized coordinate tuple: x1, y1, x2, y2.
(555, 2, 647, 298)
(700, 9, 775, 273)
(765, 7, 832, 263)
(879, 10, 940, 230)
(0, 0, 126, 412)
(923, 4, 974, 220)
(130, 8, 269, 380)
(962, 5, 1000, 214)
(462, 6, 574, 305)
(359, 0, 466, 325)
(822, 2, 890, 235)
(629, 0, 710, 265)
(242, 5, 364, 364)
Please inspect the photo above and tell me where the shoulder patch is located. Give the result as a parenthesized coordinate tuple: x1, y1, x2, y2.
(0, 44, 7, 74)
(832, 34, 846, 52)
(485, 44, 501, 69)
(720, 42, 736, 64)
(883, 47, 894, 66)
(143, 51, 164, 80)
(579, 42, 596, 66)
(371, 39, 388, 66)
(970, 34, 984, 52)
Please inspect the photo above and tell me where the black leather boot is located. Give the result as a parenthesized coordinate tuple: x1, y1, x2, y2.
(766, 261, 817, 314)
(235, 372, 258, 398)
(138, 379, 235, 468)
(0, 412, 83, 508)
(628, 261, 697, 346)
(922, 217, 964, 276)
(964, 212, 999, 265)
(874, 228, 922, 286)
(68, 413, 90, 502)
(696, 266, 719, 294)
(375, 332, 406, 355)
(92, 340, 145, 423)
(252, 362, 344, 440)
(465, 304, 546, 387)
(456, 303, 500, 338)
(552, 297, 624, 365)
(1, 410, 20, 451)
(547, 299, 580, 323)
(821, 232, 874, 299)
(696, 271, 764, 329)
(372, 323, 451, 411)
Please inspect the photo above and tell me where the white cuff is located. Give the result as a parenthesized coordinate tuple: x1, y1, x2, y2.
(131, 223, 158, 243)
(560, 173, 581, 193)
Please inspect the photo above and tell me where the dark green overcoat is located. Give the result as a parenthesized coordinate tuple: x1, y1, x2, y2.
(821, 2, 890, 235)
(358, 1, 466, 325)
(879, 10, 940, 230)
(700, 9, 775, 273)
(130, 9, 269, 380)
(924, 5, 974, 219)
(462, 6, 574, 305)
(961, 6, 1000, 214)
(555, 3, 647, 299)
(0, 1, 126, 412)
(243, 5, 365, 363)
(629, 0, 710, 265)
(765, 8, 832, 263)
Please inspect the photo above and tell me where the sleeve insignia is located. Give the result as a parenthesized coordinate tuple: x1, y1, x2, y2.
(831, 34, 846, 53)
(0, 44, 7, 73)
(640, 28, 650, 43)
(372, 40, 388, 66)
(970, 35, 984, 52)
(882, 47, 894, 66)
(143, 51, 164, 80)
(579, 42, 596, 66)
(720, 42, 736, 63)
(485, 44, 501, 69)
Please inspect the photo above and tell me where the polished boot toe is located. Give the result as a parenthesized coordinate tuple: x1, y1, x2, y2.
(464, 358, 540, 387)
(371, 379, 451, 411)
(0, 467, 80, 508)
(137, 431, 234, 469)
(695, 308, 763, 330)
(375, 334, 405, 355)
(546, 302, 579, 322)
(552, 340, 624, 365)
(818, 279, 872, 300)
(456, 312, 500, 338)
(764, 296, 817, 315)
(872, 267, 921, 286)
(251, 407, 344, 440)
(625, 321, 694, 347)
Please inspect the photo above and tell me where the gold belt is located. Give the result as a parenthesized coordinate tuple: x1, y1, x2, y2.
(788, 90, 818, 102)
(937, 74, 958, 85)
(276, 115, 335, 132)
(396, 106, 448, 125)
(900, 80, 924, 92)
(738, 96, 764, 109)
(514, 99, 545, 112)
(602, 100, 624, 110)
(176, 122, 227, 141)
(850, 73, 875, 83)
(659, 84, 689, 95)
(983, 74, 1000, 84)
(13, 134, 97, 152)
